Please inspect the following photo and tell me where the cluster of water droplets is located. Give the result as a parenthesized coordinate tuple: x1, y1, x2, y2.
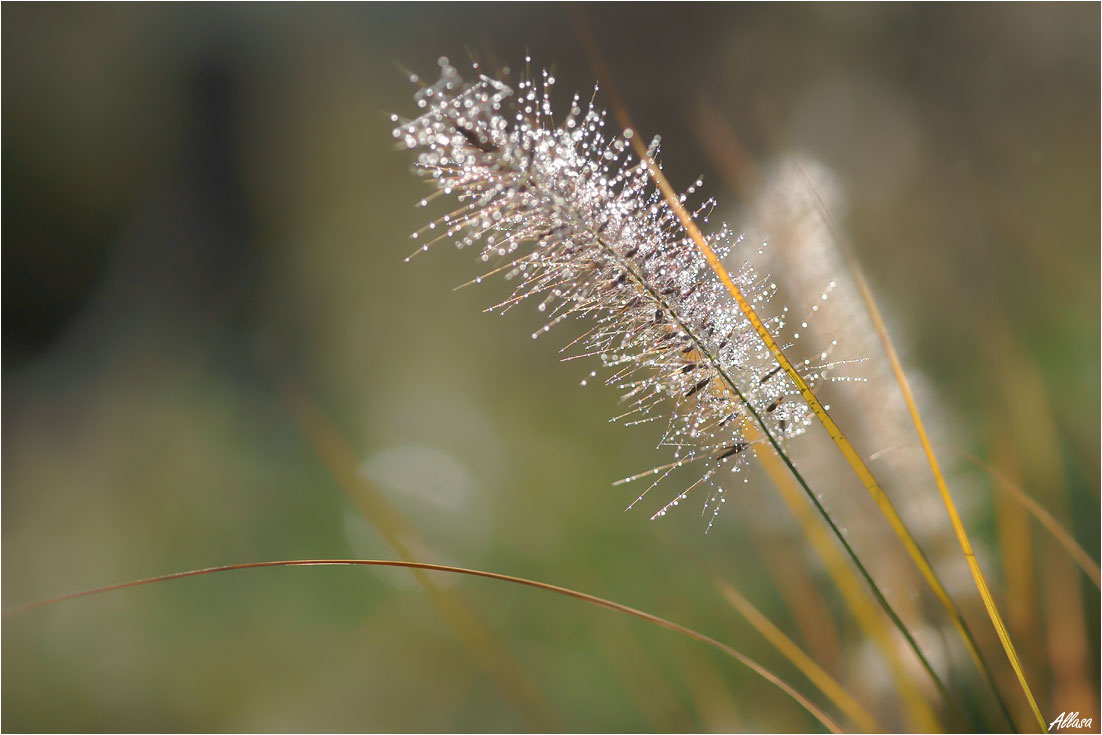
(393, 57, 860, 529)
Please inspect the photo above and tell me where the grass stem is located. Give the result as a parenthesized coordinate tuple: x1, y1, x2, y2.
(4, 559, 843, 733)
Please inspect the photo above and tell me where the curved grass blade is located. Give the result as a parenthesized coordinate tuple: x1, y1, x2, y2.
(4, 559, 843, 733)
(735, 508, 846, 677)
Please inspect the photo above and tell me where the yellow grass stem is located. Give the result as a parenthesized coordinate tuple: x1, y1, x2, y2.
(991, 439, 1038, 654)
(846, 263, 1046, 731)
(4, 559, 843, 733)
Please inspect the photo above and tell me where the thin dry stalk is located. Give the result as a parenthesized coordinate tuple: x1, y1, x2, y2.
(4, 559, 843, 733)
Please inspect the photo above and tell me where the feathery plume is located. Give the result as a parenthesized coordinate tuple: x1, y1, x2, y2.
(393, 58, 854, 527)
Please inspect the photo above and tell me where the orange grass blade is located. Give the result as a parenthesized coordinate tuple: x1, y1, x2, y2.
(971, 447, 1100, 588)
(990, 437, 1039, 656)
(4, 559, 843, 733)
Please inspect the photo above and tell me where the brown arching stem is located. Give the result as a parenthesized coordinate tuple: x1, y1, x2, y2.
(5, 558, 843, 733)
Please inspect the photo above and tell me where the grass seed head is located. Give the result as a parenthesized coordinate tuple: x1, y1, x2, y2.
(395, 58, 851, 528)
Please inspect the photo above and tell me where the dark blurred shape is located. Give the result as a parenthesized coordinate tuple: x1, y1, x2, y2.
(2, 14, 257, 371)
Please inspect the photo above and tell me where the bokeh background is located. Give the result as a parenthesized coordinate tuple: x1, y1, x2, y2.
(3, 4, 1098, 732)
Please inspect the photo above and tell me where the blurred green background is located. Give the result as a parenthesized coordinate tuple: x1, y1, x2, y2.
(3, 4, 1098, 732)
